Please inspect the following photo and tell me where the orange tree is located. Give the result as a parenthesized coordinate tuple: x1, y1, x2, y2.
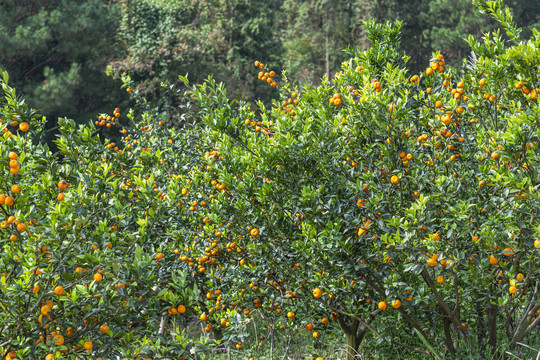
(178, 1, 540, 359)
(0, 68, 211, 359)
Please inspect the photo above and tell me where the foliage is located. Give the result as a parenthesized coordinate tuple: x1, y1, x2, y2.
(1, 1, 540, 360)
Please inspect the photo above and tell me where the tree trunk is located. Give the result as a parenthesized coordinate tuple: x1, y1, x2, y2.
(488, 305, 499, 358)
(339, 317, 366, 360)
(345, 331, 359, 360)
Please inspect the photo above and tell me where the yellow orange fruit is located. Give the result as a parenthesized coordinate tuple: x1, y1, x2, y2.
(54, 286, 64, 295)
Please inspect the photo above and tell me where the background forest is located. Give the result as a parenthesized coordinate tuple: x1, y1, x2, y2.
(1, 0, 540, 133)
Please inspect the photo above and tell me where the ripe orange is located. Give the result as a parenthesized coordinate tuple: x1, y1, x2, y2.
(390, 175, 399, 185)
(378, 301, 387, 310)
(250, 228, 260, 236)
(54, 286, 64, 295)
(287, 311, 295, 319)
(93, 273, 103, 282)
(321, 317, 329, 324)
(16, 222, 26, 232)
(11, 184, 21, 193)
(83, 341, 93, 350)
(57, 193, 65, 201)
(391, 300, 401, 309)
(52, 334, 65, 345)
(177, 304, 186, 313)
(489, 255, 499, 265)
(8, 152, 17, 160)
(19, 122, 29, 132)
(156, 253, 164, 260)
(200, 313, 207, 321)
(436, 275, 445, 284)
(509, 285, 517, 294)
(41, 304, 52, 315)
(58, 180, 68, 190)
(313, 331, 321, 339)
(312, 288, 322, 298)
(516, 273, 524, 281)
(305, 323, 313, 331)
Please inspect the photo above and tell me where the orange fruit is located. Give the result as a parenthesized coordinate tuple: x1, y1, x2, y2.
(436, 275, 445, 284)
(287, 311, 295, 319)
(509, 286, 517, 294)
(57, 193, 65, 201)
(52, 334, 64, 346)
(378, 301, 387, 310)
(66, 327, 75, 337)
(177, 305, 186, 314)
(93, 273, 103, 282)
(489, 255, 499, 266)
(54, 286, 64, 295)
(250, 228, 260, 236)
(305, 323, 313, 331)
(313, 331, 321, 339)
(58, 180, 68, 190)
(41, 304, 52, 315)
(156, 253, 164, 260)
(19, 122, 29, 132)
(390, 175, 399, 185)
(16, 223, 26, 233)
(516, 273, 524, 281)
(312, 288, 322, 298)
(391, 300, 401, 309)
(8, 152, 17, 160)
(83, 341, 93, 350)
(321, 317, 329, 324)
(11, 184, 21, 193)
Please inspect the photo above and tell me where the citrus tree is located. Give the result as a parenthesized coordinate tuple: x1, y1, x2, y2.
(177, 1, 540, 358)
(0, 67, 211, 360)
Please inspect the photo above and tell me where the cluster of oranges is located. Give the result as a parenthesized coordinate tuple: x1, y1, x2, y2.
(371, 78, 382, 92)
(95, 108, 121, 127)
(0, 114, 29, 138)
(254, 61, 278, 88)
(329, 93, 342, 106)
(426, 53, 446, 75)
(6, 151, 19, 175)
(57, 179, 68, 202)
(281, 91, 299, 116)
